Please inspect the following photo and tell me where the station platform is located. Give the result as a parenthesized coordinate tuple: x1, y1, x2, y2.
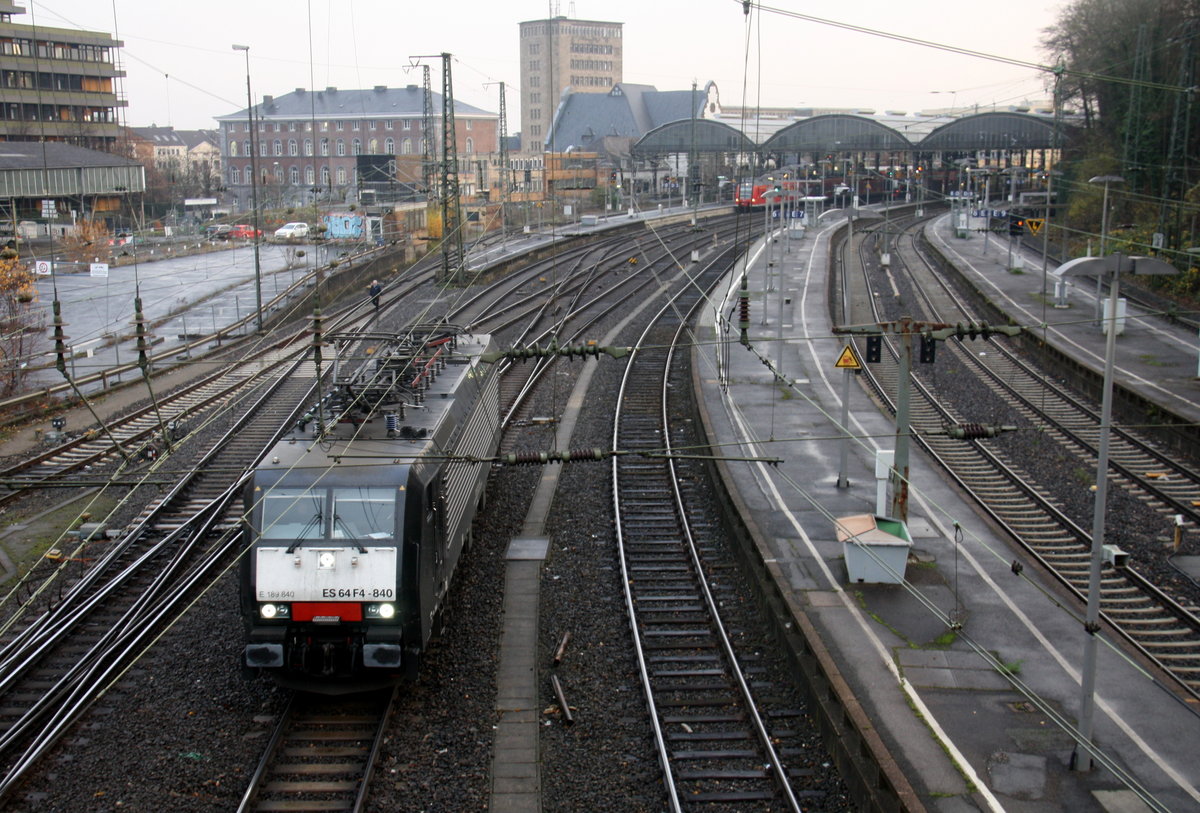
(692, 210, 1200, 812)
(924, 212, 1200, 431)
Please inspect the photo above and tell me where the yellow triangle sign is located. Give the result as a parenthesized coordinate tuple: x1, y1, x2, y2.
(1026, 218, 1044, 235)
(835, 344, 862, 370)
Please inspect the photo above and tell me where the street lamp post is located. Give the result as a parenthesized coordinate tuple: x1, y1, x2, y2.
(1003, 166, 1027, 270)
(233, 43, 264, 334)
(968, 169, 993, 255)
(761, 187, 781, 326)
(1040, 169, 1062, 314)
(1089, 175, 1124, 325)
(1055, 252, 1177, 772)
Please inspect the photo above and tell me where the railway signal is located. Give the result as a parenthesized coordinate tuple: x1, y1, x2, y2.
(919, 334, 936, 363)
(832, 318, 1022, 519)
(865, 334, 882, 363)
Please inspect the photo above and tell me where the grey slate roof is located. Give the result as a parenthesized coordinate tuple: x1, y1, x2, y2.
(131, 126, 186, 147)
(547, 83, 706, 150)
(216, 85, 495, 122)
(0, 142, 140, 170)
(177, 129, 219, 150)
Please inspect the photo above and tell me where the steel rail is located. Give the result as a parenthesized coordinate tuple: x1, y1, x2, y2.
(613, 244, 802, 810)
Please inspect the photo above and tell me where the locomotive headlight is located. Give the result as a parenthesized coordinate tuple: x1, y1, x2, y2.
(318, 551, 336, 569)
(365, 602, 396, 620)
(261, 603, 276, 619)
(259, 603, 290, 619)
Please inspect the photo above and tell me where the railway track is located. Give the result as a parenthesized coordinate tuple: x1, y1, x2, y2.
(0, 214, 799, 808)
(841, 215, 1200, 698)
(613, 244, 812, 810)
(909, 231, 1200, 535)
(0, 282, 405, 796)
(0, 340, 293, 500)
(0, 364, 317, 797)
(0, 249, 449, 502)
(238, 689, 394, 813)
(483, 219, 745, 439)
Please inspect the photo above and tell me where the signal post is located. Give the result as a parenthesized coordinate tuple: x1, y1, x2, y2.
(833, 318, 1022, 520)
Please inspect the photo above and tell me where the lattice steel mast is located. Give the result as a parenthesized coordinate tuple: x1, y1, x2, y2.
(438, 53, 465, 284)
(422, 64, 434, 200)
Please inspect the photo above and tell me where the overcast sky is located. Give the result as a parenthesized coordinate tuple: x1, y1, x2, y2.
(30, 0, 1065, 131)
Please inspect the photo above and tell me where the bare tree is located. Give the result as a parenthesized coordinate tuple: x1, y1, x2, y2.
(0, 248, 43, 397)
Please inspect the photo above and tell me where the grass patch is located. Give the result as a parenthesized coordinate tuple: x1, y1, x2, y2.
(999, 659, 1024, 675)
(932, 629, 959, 647)
(1, 493, 122, 577)
(1138, 354, 1170, 367)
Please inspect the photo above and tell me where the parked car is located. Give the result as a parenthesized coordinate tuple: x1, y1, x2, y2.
(229, 224, 262, 239)
(273, 222, 310, 240)
(205, 224, 232, 239)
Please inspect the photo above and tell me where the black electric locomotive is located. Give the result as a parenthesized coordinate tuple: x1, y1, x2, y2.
(240, 324, 500, 690)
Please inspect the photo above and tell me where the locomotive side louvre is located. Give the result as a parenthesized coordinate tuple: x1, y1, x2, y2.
(240, 329, 500, 690)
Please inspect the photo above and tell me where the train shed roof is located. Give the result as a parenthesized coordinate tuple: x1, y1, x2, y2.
(631, 119, 756, 155)
(918, 111, 1059, 151)
(630, 110, 1063, 156)
(761, 114, 912, 153)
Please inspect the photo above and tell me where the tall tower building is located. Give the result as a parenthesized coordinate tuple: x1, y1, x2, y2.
(518, 16, 622, 153)
(0, 2, 125, 150)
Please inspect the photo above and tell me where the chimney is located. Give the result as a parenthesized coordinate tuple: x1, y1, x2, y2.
(325, 86, 337, 93)
(373, 85, 387, 93)
(263, 95, 273, 105)
(406, 84, 417, 92)
(295, 87, 306, 94)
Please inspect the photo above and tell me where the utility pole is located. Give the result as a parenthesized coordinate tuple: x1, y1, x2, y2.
(439, 54, 465, 284)
(689, 80, 699, 226)
(489, 81, 509, 248)
(412, 53, 465, 284)
(421, 64, 435, 201)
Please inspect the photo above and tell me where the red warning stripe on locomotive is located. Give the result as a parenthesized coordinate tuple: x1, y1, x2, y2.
(292, 602, 363, 622)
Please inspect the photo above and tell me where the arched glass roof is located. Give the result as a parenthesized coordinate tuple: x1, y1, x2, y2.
(918, 112, 1058, 151)
(761, 114, 911, 153)
(630, 111, 1063, 155)
(631, 119, 757, 155)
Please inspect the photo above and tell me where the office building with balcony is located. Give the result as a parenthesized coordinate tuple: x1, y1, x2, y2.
(0, 2, 125, 150)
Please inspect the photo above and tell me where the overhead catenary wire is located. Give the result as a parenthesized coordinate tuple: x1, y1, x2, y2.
(744, 0, 1196, 95)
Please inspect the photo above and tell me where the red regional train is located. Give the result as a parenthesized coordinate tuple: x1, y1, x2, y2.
(734, 175, 805, 208)
(734, 166, 836, 209)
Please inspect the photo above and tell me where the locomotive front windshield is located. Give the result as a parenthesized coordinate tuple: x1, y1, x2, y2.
(259, 486, 396, 541)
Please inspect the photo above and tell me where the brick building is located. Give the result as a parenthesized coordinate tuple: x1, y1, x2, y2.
(214, 84, 497, 212)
